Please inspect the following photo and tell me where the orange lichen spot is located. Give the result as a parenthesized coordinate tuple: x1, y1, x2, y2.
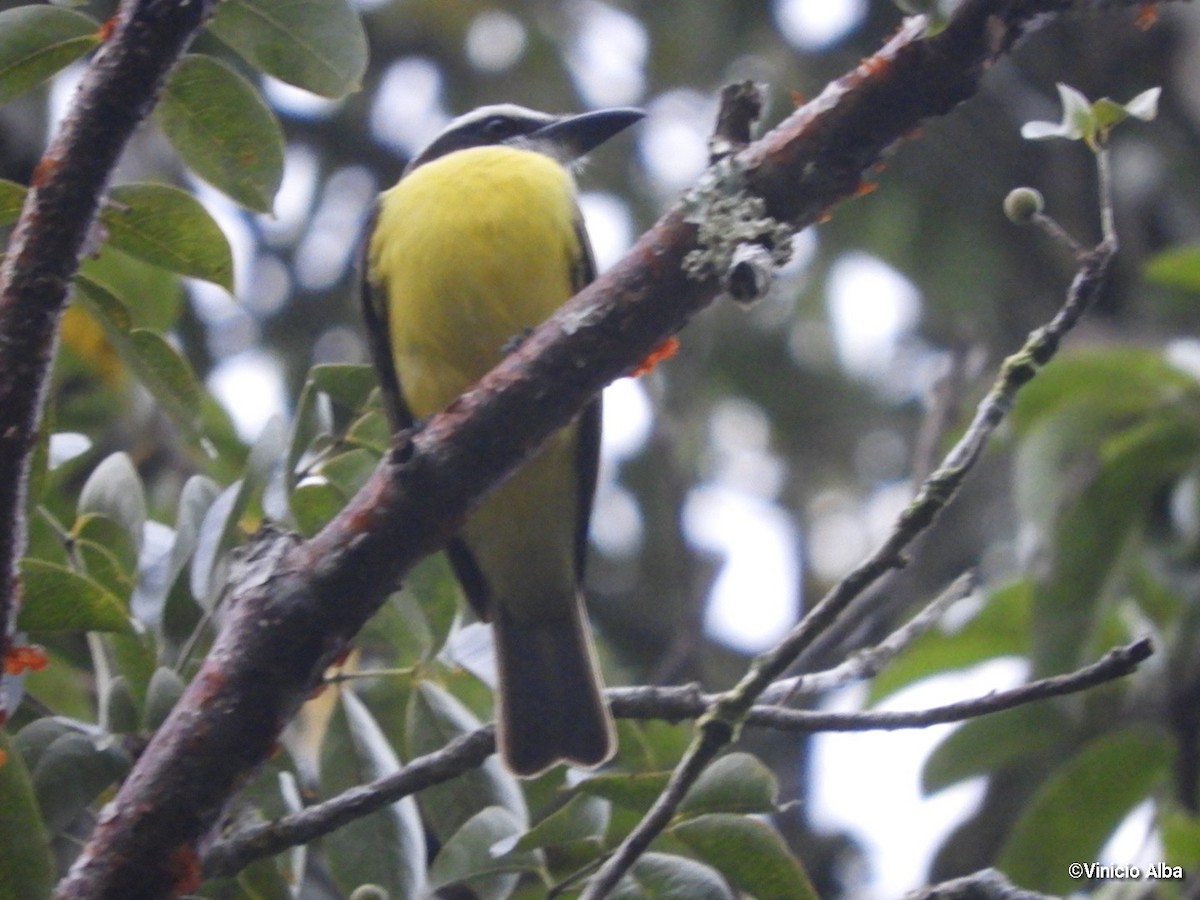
(30, 156, 61, 187)
(4, 642, 48, 675)
(631, 337, 680, 378)
(872, 160, 889, 176)
(790, 90, 807, 108)
(0, 747, 7, 767)
(817, 208, 834, 224)
(1135, 2, 1158, 30)
(97, 15, 119, 42)
(854, 180, 879, 198)
(860, 55, 890, 77)
(167, 844, 203, 895)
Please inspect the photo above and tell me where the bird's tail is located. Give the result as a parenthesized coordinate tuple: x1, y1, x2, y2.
(493, 595, 615, 777)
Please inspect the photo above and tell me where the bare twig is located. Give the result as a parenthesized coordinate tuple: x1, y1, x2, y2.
(203, 727, 496, 878)
(768, 571, 978, 699)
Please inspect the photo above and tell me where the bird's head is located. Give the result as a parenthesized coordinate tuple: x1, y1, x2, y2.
(405, 104, 643, 173)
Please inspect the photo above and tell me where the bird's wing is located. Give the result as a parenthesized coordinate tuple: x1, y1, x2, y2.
(358, 203, 414, 434)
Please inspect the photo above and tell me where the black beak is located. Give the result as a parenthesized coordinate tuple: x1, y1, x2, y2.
(531, 107, 644, 159)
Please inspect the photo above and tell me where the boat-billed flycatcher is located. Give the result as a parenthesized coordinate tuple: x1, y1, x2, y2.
(361, 104, 642, 776)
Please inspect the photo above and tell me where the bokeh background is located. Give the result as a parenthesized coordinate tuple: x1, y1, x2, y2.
(6, 0, 1200, 895)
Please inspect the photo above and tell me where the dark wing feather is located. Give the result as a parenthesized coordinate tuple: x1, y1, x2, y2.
(572, 215, 602, 581)
(358, 204, 414, 434)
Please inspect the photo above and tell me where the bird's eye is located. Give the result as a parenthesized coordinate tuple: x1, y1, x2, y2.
(482, 117, 514, 138)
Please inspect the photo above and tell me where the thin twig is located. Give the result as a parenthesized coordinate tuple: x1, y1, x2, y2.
(768, 571, 978, 700)
(1096, 144, 1118, 246)
(203, 637, 1150, 878)
(203, 726, 496, 877)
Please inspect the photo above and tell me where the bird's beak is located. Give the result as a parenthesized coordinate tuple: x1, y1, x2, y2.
(531, 107, 644, 159)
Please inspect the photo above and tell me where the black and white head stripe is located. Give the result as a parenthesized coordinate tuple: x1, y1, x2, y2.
(406, 104, 644, 173)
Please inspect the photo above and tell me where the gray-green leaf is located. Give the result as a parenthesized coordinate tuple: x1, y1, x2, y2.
(157, 54, 285, 212)
(208, 0, 367, 99)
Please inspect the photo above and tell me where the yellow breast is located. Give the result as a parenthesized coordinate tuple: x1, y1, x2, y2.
(368, 146, 581, 418)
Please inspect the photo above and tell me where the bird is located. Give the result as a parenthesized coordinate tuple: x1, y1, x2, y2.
(360, 103, 643, 776)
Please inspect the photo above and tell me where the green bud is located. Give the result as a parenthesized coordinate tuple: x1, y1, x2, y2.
(1004, 187, 1044, 224)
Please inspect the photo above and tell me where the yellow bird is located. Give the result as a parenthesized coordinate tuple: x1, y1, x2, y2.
(362, 104, 643, 776)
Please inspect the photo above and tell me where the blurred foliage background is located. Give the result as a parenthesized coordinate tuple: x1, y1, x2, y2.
(6, 0, 1200, 897)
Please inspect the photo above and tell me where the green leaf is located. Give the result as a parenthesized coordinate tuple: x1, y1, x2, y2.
(1009, 349, 1200, 674)
(28, 730, 131, 832)
(404, 553, 461, 661)
(577, 770, 671, 815)
(13, 719, 73, 770)
(1093, 87, 1161, 130)
(74, 277, 204, 437)
(427, 806, 537, 897)
(131, 475, 222, 628)
(1011, 349, 1198, 436)
(143, 667, 187, 731)
(0, 6, 99, 106)
(79, 245, 184, 332)
(74, 524, 136, 600)
(208, 0, 368, 98)
(505, 793, 609, 853)
(104, 675, 140, 734)
(290, 480, 346, 537)
(405, 680, 527, 843)
(77, 452, 146, 555)
(157, 54, 284, 212)
(0, 728, 55, 900)
(108, 631, 159, 707)
(327, 690, 428, 899)
(998, 727, 1174, 894)
(0, 178, 26, 226)
(190, 416, 287, 605)
(610, 852, 735, 900)
(1032, 412, 1200, 674)
(678, 752, 779, 818)
(922, 703, 1068, 794)
(1146, 245, 1200, 293)
(1160, 806, 1200, 870)
(346, 409, 392, 455)
(101, 183, 234, 290)
(18, 559, 133, 633)
(310, 363, 380, 411)
(671, 814, 817, 900)
(319, 448, 378, 499)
